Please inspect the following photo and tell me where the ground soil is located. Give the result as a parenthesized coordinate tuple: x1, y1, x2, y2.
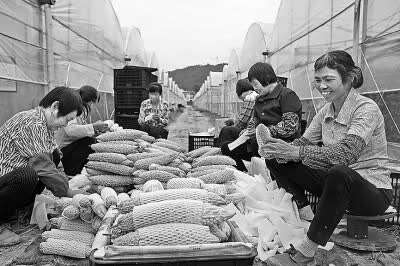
(2, 106, 400, 265)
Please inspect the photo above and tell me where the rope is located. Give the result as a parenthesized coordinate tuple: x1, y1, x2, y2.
(360, 49, 400, 136)
(305, 66, 318, 114)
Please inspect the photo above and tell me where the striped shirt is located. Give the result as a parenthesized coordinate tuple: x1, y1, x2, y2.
(0, 107, 57, 176)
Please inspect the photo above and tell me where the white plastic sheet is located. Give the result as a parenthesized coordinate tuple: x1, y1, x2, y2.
(239, 22, 272, 73)
(51, 0, 124, 92)
(123, 26, 147, 67)
(232, 160, 309, 261)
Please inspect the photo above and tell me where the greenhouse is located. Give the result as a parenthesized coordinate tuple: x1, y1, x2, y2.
(0, 0, 185, 124)
(1, 1, 400, 265)
(193, 0, 400, 149)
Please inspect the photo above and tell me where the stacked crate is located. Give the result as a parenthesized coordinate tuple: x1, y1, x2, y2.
(114, 66, 158, 129)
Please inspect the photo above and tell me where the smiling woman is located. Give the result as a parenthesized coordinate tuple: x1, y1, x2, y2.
(258, 50, 392, 264)
(0, 86, 86, 224)
(313, 50, 364, 116)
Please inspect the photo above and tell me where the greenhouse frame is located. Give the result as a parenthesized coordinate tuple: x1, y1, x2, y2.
(0, 0, 185, 124)
(193, 0, 400, 153)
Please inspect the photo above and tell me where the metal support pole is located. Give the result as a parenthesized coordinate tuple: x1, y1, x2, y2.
(262, 51, 269, 63)
(222, 81, 226, 116)
(104, 93, 109, 120)
(353, 0, 362, 62)
(360, 0, 369, 67)
(44, 4, 55, 94)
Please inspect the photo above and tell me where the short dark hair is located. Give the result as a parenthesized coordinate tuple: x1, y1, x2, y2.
(248, 62, 277, 87)
(39, 86, 83, 117)
(314, 50, 363, 88)
(148, 82, 162, 94)
(235, 78, 253, 97)
(79, 85, 99, 116)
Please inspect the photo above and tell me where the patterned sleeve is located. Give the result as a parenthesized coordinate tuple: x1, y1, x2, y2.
(159, 103, 169, 127)
(268, 112, 300, 139)
(267, 89, 302, 139)
(245, 115, 258, 136)
(138, 101, 146, 125)
(291, 136, 314, 146)
(299, 134, 366, 170)
(234, 100, 254, 130)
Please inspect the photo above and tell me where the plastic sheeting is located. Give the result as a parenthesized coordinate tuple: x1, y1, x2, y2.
(149, 52, 159, 69)
(209, 71, 223, 87)
(123, 26, 147, 67)
(366, 0, 400, 39)
(148, 52, 159, 76)
(0, 0, 124, 93)
(265, 0, 400, 142)
(226, 49, 240, 80)
(0, 0, 45, 85)
(51, 0, 123, 58)
(270, 0, 354, 55)
(51, 0, 124, 93)
(222, 65, 229, 82)
(269, 0, 355, 75)
(193, 0, 400, 143)
(239, 22, 272, 73)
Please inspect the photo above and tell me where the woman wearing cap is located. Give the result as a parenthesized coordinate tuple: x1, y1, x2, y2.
(138, 82, 169, 139)
(259, 50, 392, 264)
(56, 85, 109, 176)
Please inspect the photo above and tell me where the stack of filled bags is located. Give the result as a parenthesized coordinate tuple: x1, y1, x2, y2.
(129, 138, 188, 189)
(40, 130, 250, 257)
(40, 188, 128, 258)
(111, 139, 250, 246)
(110, 141, 248, 247)
(40, 193, 104, 258)
(112, 198, 234, 246)
(86, 129, 155, 193)
(185, 148, 238, 197)
(128, 140, 244, 206)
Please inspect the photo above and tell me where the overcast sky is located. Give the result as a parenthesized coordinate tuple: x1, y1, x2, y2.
(113, 0, 280, 71)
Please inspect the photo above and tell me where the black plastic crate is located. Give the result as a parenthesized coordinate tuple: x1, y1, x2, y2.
(114, 87, 148, 109)
(115, 114, 140, 130)
(114, 66, 158, 89)
(305, 172, 400, 225)
(277, 76, 288, 87)
(389, 172, 400, 224)
(188, 133, 217, 151)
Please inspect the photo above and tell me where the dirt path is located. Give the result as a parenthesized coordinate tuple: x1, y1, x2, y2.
(167, 106, 218, 151)
(0, 225, 41, 265)
(3, 109, 400, 265)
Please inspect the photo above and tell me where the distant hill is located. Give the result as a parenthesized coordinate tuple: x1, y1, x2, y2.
(169, 63, 227, 93)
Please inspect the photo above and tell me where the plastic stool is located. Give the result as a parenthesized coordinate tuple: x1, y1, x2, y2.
(331, 212, 397, 252)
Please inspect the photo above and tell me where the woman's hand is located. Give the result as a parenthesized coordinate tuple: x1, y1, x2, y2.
(259, 137, 301, 161)
(66, 188, 89, 198)
(93, 122, 108, 133)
